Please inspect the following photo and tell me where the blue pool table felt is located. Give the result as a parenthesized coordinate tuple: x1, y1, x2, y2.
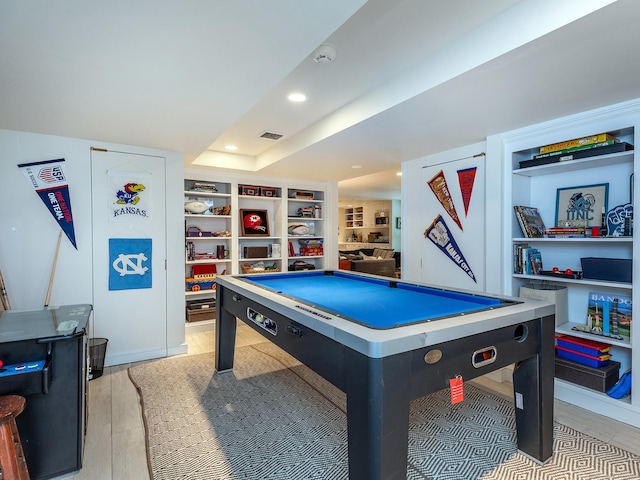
(245, 271, 503, 329)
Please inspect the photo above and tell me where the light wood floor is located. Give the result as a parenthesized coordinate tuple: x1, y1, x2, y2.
(52, 325, 640, 479)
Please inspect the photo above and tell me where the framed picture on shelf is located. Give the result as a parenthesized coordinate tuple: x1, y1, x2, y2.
(555, 183, 608, 228)
(240, 209, 270, 236)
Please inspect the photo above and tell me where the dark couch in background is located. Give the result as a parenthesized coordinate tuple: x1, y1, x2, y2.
(338, 248, 400, 278)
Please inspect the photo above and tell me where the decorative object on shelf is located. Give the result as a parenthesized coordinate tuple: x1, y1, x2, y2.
(239, 185, 260, 196)
(539, 268, 582, 279)
(606, 369, 632, 398)
(189, 182, 217, 193)
(184, 200, 209, 214)
(241, 262, 279, 274)
(240, 209, 270, 236)
(586, 291, 631, 338)
(210, 204, 231, 216)
(605, 203, 633, 236)
(513, 205, 546, 238)
(259, 186, 278, 197)
(292, 191, 314, 200)
(288, 260, 316, 271)
(296, 207, 314, 217)
(186, 226, 213, 237)
(555, 183, 608, 228)
(243, 246, 268, 259)
(298, 239, 323, 256)
(288, 224, 310, 236)
(581, 257, 632, 283)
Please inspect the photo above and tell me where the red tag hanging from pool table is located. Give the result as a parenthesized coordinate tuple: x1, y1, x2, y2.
(449, 375, 464, 404)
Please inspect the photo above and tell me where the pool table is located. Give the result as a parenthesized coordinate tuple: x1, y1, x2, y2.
(215, 270, 555, 480)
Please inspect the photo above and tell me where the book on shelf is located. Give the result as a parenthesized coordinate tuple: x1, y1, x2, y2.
(518, 142, 634, 169)
(539, 133, 617, 154)
(533, 140, 616, 159)
(513, 205, 546, 238)
(529, 250, 543, 275)
(513, 244, 541, 275)
(586, 291, 631, 338)
(544, 227, 587, 238)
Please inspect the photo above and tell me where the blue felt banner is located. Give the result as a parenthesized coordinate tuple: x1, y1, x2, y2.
(109, 238, 152, 290)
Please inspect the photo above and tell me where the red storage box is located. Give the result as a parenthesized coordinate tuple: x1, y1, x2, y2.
(192, 264, 217, 276)
(555, 335, 611, 356)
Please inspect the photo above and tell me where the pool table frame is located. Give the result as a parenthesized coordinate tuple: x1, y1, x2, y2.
(215, 271, 555, 480)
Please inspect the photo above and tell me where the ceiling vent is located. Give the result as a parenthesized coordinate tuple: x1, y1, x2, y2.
(259, 131, 284, 141)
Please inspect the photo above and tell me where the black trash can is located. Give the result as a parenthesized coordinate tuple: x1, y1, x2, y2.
(88, 338, 108, 380)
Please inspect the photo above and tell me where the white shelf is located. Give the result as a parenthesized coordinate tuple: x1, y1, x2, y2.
(555, 321, 632, 349)
(184, 190, 231, 198)
(186, 259, 230, 265)
(513, 237, 632, 243)
(514, 274, 631, 290)
(513, 150, 633, 177)
(185, 214, 232, 219)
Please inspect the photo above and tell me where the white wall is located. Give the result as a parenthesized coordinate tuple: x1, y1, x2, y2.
(0, 129, 185, 364)
(402, 141, 504, 292)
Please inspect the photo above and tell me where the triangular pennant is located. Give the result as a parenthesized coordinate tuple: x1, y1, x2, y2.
(424, 214, 476, 283)
(457, 167, 477, 216)
(18, 159, 78, 249)
(427, 170, 463, 230)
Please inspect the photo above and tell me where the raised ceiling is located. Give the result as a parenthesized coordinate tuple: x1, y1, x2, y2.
(2, 0, 640, 202)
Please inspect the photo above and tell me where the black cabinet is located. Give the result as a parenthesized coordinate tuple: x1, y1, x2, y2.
(0, 304, 91, 479)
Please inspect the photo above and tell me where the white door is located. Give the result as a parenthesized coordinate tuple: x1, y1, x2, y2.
(421, 156, 485, 292)
(91, 149, 167, 364)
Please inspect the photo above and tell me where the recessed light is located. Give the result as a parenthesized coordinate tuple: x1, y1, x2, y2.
(224, 145, 238, 151)
(396, 171, 402, 176)
(287, 93, 307, 102)
(351, 165, 363, 169)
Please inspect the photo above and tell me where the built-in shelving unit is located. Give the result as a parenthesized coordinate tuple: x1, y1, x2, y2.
(184, 179, 232, 324)
(182, 172, 335, 330)
(286, 189, 325, 271)
(503, 109, 640, 427)
(341, 201, 392, 247)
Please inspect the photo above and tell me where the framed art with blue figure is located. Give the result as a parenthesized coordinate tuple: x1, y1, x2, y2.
(555, 183, 608, 228)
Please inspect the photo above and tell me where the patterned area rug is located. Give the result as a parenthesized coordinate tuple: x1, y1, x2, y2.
(129, 342, 640, 479)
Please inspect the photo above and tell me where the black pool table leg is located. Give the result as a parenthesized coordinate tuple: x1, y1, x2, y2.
(215, 287, 238, 372)
(511, 314, 555, 463)
(345, 350, 412, 480)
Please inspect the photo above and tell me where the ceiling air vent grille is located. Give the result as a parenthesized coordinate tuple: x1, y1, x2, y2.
(259, 131, 284, 141)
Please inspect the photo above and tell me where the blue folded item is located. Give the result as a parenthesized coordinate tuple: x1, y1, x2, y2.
(606, 370, 632, 399)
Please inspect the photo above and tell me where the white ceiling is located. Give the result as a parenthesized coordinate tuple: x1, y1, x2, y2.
(2, 0, 640, 203)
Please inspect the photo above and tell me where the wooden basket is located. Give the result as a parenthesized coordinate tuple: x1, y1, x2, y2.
(241, 264, 280, 274)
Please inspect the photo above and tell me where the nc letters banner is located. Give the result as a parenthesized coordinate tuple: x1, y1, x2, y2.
(18, 158, 78, 249)
(109, 238, 152, 290)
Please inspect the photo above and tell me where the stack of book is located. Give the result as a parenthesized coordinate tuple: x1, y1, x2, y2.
(519, 132, 633, 169)
(513, 244, 543, 275)
(544, 227, 587, 238)
(513, 205, 546, 238)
